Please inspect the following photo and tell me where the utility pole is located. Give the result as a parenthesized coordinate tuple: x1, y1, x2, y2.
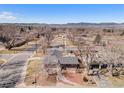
(36, 39, 38, 54)
(32, 61, 37, 87)
(62, 34, 67, 54)
(64, 35, 66, 53)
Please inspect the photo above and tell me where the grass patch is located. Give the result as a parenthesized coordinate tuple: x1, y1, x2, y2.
(25, 58, 42, 85)
(0, 59, 6, 65)
(0, 50, 19, 54)
(0, 41, 34, 54)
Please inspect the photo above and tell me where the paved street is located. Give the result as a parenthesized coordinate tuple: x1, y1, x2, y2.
(0, 54, 16, 61)
(0, 44, 41, 88)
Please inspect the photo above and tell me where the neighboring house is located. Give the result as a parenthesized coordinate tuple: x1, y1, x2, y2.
(87, 55, 109, 75)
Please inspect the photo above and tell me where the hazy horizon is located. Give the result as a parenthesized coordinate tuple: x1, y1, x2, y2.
(0, 22, 124, 24)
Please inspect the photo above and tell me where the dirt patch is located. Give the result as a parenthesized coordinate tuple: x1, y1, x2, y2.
(36, 73, 57, 86)
(64, 69, 83, 85)
(63, 69, 96, 87)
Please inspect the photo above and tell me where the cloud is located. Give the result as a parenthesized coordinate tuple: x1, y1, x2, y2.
(0, 12, 16, 20)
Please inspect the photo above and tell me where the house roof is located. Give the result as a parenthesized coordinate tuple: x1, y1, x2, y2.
(59, 56, 79, 64)
(43, 55, 58, 64)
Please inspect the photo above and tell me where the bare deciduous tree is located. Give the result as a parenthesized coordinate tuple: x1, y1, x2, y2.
(44, 27, 54, 47)
(93, 34, 102, 45)
(0, 25, 29, 49)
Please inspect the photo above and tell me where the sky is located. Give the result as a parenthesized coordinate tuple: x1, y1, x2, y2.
(0, 4, 124, 24)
